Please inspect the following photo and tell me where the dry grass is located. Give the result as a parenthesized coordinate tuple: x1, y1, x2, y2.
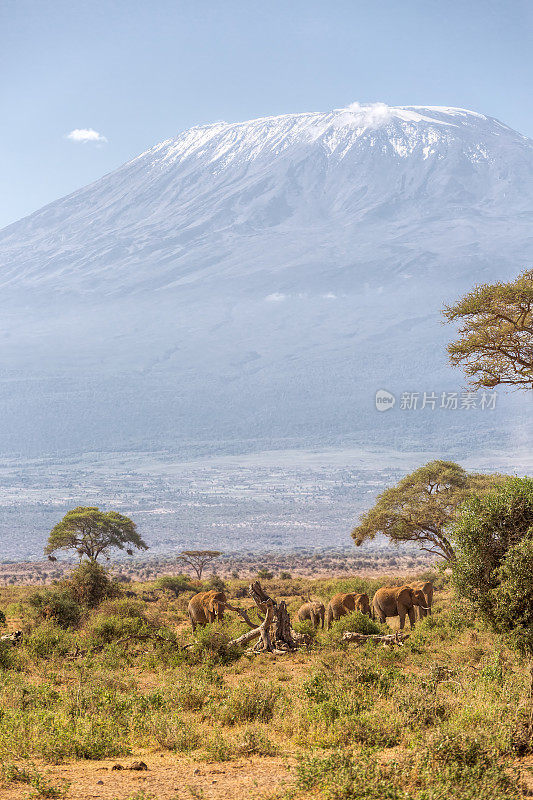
(0, 573, 531, 799)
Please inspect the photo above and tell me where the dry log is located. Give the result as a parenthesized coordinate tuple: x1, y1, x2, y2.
(342, 631, 410, 648)
(220, 602, 256, 629)
(228, 600, 274, 650)
(247, 581, 302, 651)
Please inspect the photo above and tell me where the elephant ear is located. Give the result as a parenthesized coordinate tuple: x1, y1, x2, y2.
(207, 597, 217, 612)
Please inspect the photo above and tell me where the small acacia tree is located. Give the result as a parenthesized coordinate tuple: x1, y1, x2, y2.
(176, 550, 222, 579)
(45, 506, 147, 563)
(443, 268, 533, 389)
(452, 477, 533, 655)
(351, 460, 501, 562)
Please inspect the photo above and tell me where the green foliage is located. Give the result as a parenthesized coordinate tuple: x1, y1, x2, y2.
(279, 571, 292, 580)
(444, 268, 533, 390)
(45, 506, 147, 562)
(217, 681, 280, 724)
(25, 622, 76, 658)
(64, 561, 118, 608)
(296, 740, 519, 800)
(188, 625, 240, 665)
(28, 587, 83, 629)
(256, 568, 273, 580)
(154, 574, 193, 597)
(325, 611, 382, 645)
(206, 575, 227, 592)
(87, 598, 155, 645)
(452, 476, 533, 654)
(0, 641, 13, 669)
(352, 460, 502, 562)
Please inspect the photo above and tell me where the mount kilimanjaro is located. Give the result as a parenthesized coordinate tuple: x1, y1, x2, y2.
(0, 103, 532, 458)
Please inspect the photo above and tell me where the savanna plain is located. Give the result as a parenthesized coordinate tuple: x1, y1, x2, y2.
(0, 568, 532, 800)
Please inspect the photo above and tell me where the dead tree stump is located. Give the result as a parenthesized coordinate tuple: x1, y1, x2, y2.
(247, 581, 302, 652)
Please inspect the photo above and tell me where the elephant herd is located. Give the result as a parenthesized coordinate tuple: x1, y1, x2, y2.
(298, 581, 433, 631)
(187, 582, 433, 633)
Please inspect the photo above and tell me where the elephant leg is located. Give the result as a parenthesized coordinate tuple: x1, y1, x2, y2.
(408, 607, 416, 628)
(189, 612, 196, 632)
(398, 609, 406, 629)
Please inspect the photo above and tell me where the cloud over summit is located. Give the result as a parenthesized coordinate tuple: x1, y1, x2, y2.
(66, 128, 107, 144)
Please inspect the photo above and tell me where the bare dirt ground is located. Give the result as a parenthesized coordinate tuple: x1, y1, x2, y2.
(0, 753, 293, 800)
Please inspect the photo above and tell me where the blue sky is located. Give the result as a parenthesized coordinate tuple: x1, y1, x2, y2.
(1, 0, 531, 229)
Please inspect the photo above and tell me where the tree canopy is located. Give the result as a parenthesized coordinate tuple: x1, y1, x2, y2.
(443, 268, 533, 390)
(176, 550, 221, 579)
(45, 506, 147, 562)
(452, 477, 533, 655)
(351, 460, 502, 562)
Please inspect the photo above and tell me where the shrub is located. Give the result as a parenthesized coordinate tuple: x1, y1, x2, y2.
(154, 574, 193, 597)
(25, 622, 75, 658)
(218, 681, 280, 724)
(257, 569, 273, 580)
(87, 599, 155, 645)
(0, 641, 13, 670)
(279, 571, 292, 580)
(27, 588, 83, 629)
(64, 561, 118, 608)
(325, 611, 382, 645)
(206, 575, 227, 592)
(452, 477, 533, 655)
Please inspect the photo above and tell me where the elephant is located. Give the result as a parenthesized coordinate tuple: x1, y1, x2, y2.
(410, 581, 434, 618)
(298, 601, 326, 629)
(372, 585, 428, 630)
(187, 590, 227, 631)
(326, 592, 372, 629)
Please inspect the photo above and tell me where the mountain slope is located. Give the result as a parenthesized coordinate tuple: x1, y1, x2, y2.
(0, 103, 531, 457)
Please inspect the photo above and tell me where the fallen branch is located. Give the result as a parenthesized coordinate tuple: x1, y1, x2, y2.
(228, 600, 274, 650)
(343, 631, 410, 648)
(220, 602, 256, 629)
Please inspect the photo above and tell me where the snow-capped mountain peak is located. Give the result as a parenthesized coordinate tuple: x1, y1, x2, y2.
(0, 103, 531, 460)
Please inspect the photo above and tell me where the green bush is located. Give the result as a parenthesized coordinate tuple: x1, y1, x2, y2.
(0, 641, 13, 669)
(64, 561, 118, 608)
(154, 574, 193, 597)
(27, 588, 83, 629)
(87, 599, 155, 645)
(452, 477, 533, 655)
(25, 622, 75, 658)
(325, 611, 382, 645)
(217, 681, 280, 724)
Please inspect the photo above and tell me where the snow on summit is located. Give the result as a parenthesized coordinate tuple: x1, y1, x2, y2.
(0, 102, 531, 458)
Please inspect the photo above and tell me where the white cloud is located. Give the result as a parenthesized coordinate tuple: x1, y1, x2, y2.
(345, 102, 392, 128)
(66, 128, 108, 144)
(265, 293, 287, 302)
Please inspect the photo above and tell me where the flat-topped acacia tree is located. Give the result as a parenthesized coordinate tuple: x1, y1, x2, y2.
(443, 268, 533, 390)
(176, 550, 222, 579)
(45, 506, 148, 563)
(351, 460, 503, 563)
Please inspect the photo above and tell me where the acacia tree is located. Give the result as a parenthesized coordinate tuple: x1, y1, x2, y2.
(452, 477, 533, 656)
(176, 550, 221, 579)
(351, 460, 501, 562)
(443, 268, 533, 389)
(45, 506, 147, 563)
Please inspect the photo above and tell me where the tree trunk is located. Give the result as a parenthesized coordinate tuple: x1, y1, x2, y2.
(246, 581, 301, 651)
